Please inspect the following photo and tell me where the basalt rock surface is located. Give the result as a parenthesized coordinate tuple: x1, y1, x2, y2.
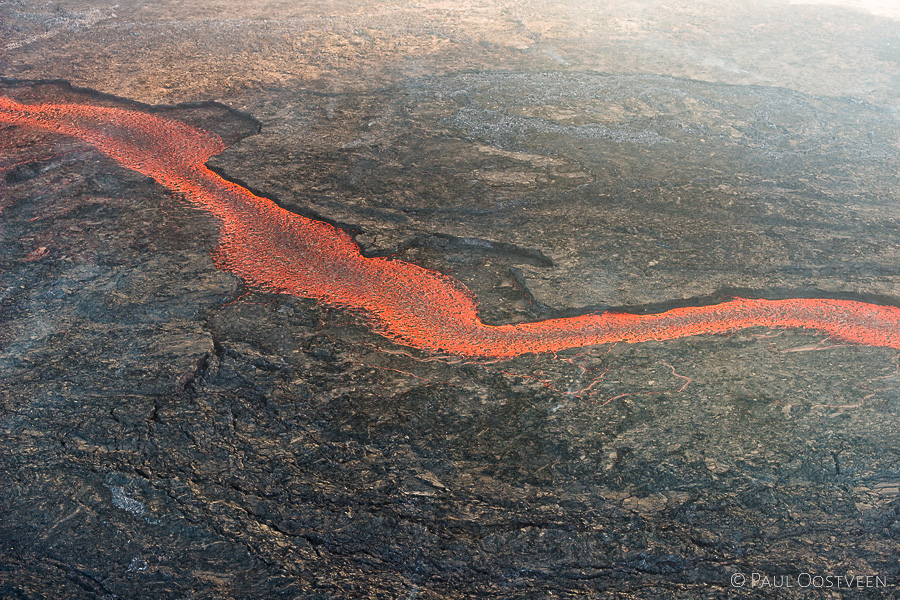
(2, 22, 900, 600)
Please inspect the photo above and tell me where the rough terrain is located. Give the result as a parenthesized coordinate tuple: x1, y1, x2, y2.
(1, 1, 899, 598)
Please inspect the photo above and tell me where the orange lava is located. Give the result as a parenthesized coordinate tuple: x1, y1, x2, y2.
(3, 95, 900, 358)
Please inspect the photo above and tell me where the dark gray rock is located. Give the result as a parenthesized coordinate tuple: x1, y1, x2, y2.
(2, 74, 899, 600)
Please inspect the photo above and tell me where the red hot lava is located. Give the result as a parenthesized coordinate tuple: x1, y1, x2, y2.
(2, 95, 899, 358)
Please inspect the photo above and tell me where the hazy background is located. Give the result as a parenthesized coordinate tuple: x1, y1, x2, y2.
(2, 0, 898, 110)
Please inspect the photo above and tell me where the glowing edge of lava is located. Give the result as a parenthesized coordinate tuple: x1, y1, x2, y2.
(3, 94, 899, 359)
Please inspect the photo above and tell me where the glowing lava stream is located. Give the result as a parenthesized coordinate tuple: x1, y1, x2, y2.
(3, 95, 900, 358)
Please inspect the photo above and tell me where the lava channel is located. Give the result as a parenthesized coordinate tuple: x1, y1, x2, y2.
(2, 95, 899, 359)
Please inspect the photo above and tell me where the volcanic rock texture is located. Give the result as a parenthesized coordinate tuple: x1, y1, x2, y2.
(2, 1, 900, 598)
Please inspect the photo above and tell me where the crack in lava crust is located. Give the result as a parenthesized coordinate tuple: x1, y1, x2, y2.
(3, 95, 900, 358)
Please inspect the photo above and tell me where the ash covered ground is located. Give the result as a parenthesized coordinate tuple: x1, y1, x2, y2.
(1, 1, 900, 598)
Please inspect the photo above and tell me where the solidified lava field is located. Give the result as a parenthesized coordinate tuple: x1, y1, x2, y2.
(2, 2, 900, 599)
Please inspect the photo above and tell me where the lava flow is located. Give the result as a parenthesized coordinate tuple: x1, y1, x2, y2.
(3, 95, 900, 358)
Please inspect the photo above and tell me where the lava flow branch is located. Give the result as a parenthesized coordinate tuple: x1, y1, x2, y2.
(3, 95, 900, 358)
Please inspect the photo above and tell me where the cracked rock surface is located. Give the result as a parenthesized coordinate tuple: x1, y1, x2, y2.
(2, 1, 900, 599)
